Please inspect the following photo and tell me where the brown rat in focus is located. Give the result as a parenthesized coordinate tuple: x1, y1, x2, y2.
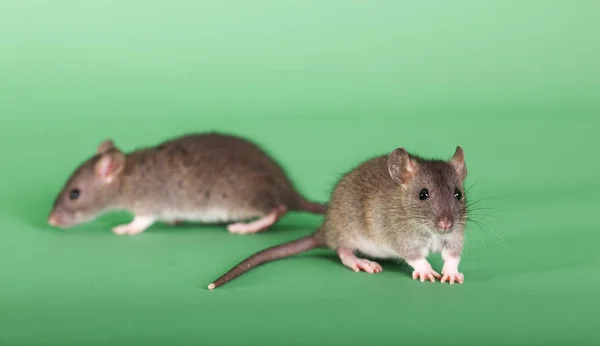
(48, 132, 326, 235)
(208, 146, 468, 288)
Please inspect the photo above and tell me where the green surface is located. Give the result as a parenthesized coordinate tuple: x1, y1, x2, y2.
(1, 1, 599, 345)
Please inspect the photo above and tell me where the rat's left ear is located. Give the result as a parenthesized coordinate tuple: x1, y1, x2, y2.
(450, 146, 467, 181)
(94, 150, 125, 183)
(97, 139, 116, 154)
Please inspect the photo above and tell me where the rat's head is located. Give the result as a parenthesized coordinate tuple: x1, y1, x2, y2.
(48, 140, 126, 228)
(387, 146, 468, 234)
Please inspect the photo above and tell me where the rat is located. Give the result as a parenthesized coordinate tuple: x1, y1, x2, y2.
(48, 132, 326, 236)
(207, 146, 469, 289)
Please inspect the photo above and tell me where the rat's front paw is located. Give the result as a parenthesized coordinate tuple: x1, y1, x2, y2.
(112, 224, 144, 236)
(412, 268, 441, 283)
(441, 256, 464, 284)
(441, 271, 464, 284)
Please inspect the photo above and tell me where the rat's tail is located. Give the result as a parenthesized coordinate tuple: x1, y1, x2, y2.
(208, 234, 322, 290)
(294, 196, 327, 215)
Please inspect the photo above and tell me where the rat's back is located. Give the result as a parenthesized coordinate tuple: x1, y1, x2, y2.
(121, 132, 301, 223)
(320, 155, 394, 247)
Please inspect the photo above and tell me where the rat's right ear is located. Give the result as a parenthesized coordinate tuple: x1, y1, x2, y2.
(97, 139, 116, 154)
(450, 146, 467, 181)
(94, 151, 125, 183)
(388, 148, 416, 185)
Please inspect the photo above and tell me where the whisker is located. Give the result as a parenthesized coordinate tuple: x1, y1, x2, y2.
(464, 195, 505, 209)
(465, 225, 478, 249)
(478, 232, 488, 250)
(468, 207, 505, 213)
(468, 218, 510, 249)
(465, 200, 491, 210)
(466, 182, 479, 191)
(488, 228, 510, 248)
(467, 213, 503, 222)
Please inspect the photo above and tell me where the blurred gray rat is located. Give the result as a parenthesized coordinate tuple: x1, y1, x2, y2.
(48, 133, 326, 235)
(208, 146, 468, 288)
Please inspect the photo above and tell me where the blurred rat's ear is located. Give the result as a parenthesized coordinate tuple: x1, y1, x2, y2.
(450, 146, 467, 181)
(97, 139, 116, 154)
(94, 150, 125, 183)
(388, 148, 417, 185)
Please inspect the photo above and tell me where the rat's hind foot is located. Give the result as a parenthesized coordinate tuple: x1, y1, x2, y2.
(112, 216, 155, 236)
(336, 247, 382, 273)
(227, 206, 287, 235)
(406, 258, 441, 282)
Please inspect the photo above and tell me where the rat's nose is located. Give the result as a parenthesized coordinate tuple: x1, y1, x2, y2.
(48, 214, 58, 227)
(438, 219, 453, 230)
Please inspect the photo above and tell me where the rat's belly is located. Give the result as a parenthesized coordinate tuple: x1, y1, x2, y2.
(159, 206, 260, 224)
(353, 236, 399, 259)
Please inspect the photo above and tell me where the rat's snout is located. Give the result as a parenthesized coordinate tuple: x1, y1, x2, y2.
(437, 217, 454, 231)
(48, 212, 62, 227)
(48, 210, 72, 228)
(48, 214, 58, 226)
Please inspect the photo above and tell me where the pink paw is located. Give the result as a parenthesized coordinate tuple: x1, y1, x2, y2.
(227, 223, 259, 234)
(337, 248, 382, 274)
(112, 225, 129, 235)
(412, 268, 442, 282)
(112, 225, 143, 236)
(348, 259, 383, 274)
(226, 209, 282, 235)
(441, 272, 464, 284)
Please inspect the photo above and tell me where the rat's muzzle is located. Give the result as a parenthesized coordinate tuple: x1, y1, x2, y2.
(435, 214, 455, 232)
(48, 209, 75, 229)
(438, 219, 453, 230)
(48, 214, 58, 227)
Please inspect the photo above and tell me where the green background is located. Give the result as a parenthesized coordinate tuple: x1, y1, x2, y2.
(1, 1, 598, 345)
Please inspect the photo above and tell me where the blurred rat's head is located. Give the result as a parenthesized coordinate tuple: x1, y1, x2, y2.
(387, 146, 468, 234)
(48, 140, 126, 228)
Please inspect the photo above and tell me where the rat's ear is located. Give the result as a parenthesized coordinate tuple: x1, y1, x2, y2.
(97, 139, 116, 154)
(450, 146, 467, 181)
(388, 148, 417, 185)
(94, 150, 125, 183)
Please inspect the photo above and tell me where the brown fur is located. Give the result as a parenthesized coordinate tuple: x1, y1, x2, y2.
(318, 151, 467, 261)
(208, 147, 468, 289)
(49, 132, 325, 229)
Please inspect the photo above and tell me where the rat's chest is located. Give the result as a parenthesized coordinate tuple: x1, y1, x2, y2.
(426, 234, 446, 253)
(353, 233, 446, 259)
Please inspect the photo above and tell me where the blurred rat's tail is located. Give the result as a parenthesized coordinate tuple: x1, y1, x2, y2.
(294, 196, 327, 215)
(208, 234, 322, 290)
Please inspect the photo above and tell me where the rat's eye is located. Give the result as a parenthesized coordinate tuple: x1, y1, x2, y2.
(69, 189, 81, 200)
(419, 188, 429, 200)
(454, 189, 462, 200)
